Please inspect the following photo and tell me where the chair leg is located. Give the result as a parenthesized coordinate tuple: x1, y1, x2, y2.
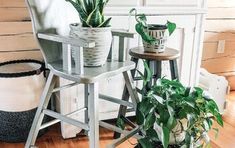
(169, 60, 179, 80)
(25, 72, 57, 148)
(84, 84, 89, 136)
(114, 58, 138, 139)
(87, 83, 99, 148)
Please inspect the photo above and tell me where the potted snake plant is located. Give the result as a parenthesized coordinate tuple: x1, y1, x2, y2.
(65, 0, 112, 66)
(130, 8, 176, 53)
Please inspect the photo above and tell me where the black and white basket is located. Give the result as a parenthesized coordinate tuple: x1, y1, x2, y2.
(143, 24, 168, 53)
(0, 59, 46, 142)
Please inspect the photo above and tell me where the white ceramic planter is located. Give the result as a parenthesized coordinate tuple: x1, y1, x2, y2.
(143, 24, 168, 53)
(70, 24, 112, 67)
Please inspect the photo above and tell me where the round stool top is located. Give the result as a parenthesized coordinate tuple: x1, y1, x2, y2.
(129, 47, 180, 61)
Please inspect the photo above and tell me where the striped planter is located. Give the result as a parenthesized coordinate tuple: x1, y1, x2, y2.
(70, 24, 112, 67)
(143, 24, 168, 53)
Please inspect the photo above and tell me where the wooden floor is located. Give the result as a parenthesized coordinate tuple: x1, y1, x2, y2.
(1, 92, 235, 148)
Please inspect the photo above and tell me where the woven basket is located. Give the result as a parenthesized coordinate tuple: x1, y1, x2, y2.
(143, 24, 168, 53)
(70, 24, 112, 67)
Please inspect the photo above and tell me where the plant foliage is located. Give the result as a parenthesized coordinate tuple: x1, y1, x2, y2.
(65, 0, 111, 27)
(131, 62, 223, 148)
(129, 8, 176, 45)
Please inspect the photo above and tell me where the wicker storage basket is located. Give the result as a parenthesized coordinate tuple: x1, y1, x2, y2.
(70, 24, 112, 67)
(0, 60, 46, 142)
(143, 24, 168, 53)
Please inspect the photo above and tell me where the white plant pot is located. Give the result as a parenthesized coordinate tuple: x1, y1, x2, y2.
(154, 118, 188, 145)
(70, 24, 112, 67)
(143, 24, 168, 53)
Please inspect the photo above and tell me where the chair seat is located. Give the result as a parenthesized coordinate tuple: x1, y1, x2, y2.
(48, 60, 135, 83)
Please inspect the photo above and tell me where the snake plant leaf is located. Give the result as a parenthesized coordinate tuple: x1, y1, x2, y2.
(83, 0, 95, 14)
(86, 6, 103, 27)
(167, 21, 176, 36)
(98, 17, 111, 27)
(98, 0, 109, 14)
(65, 0, 88, 21)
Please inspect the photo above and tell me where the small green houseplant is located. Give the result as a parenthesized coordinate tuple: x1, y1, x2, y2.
(130, 8, 176, 53)
(133, 63, 223, 148)
(65, 0, 112, 66)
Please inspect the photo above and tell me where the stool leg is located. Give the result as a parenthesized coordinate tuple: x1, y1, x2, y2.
(25, 72, 57, 148)
(87, 83, 99, 148)
(114, 58, 138, 139)
(169, 60, 179, 80)
(154, 61, 162, 84)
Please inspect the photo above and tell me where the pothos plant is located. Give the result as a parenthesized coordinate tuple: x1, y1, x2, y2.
(65, 0, 111, 27)
(129, 8, 176, 45)
(118, 61, 223, 148)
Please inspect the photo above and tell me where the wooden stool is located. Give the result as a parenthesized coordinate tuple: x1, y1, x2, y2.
(114, 46, 180, 138)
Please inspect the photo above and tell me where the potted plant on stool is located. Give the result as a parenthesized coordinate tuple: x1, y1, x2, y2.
(130, 8, 176, 53)
(65, 0, 112, 66)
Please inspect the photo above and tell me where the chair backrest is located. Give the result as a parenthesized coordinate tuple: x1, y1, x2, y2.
(26, 0, 134, 65)
(25, 0, 79, 64)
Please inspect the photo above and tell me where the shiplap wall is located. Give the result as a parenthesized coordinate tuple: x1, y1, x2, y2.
(202, 0, 235, 75)
(0, 0, 42, 62)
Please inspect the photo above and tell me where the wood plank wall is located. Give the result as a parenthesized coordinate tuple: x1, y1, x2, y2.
(201, 0, 235, 89)
(202, 0, 235, 75)
(0, 0, 42, 62)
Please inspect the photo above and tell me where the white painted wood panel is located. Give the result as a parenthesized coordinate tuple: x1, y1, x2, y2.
(146, 0, 198, 7)
(108, 0, 139, 6)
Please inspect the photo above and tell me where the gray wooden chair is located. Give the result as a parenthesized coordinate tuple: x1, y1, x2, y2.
(25, 0, 139, 148)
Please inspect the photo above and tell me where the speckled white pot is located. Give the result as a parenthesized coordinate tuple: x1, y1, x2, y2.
(70, 24, 112, 67)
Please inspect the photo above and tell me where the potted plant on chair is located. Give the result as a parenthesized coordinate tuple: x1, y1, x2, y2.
(65, 0, 112, 66)
(130, 8, 176, 53)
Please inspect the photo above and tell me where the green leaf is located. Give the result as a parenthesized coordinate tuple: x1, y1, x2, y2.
(166, 21, 176, 36)
(86, 6, 103, 27)
(152, 94, 164, 105)
(136, 104, 145, 125)
(98, 17, 112, 27)
(146, 128, 159, 141)
(166, 116, 177, 130)
(215, 113, 223, 127)
(144, 111, 156, 131)
(116, 118, 125, 130)
(161, 126, 170, 148)
(138, 137, 153, 148)
(65, 0, 88, 24)
(135, 23, 156, 44)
